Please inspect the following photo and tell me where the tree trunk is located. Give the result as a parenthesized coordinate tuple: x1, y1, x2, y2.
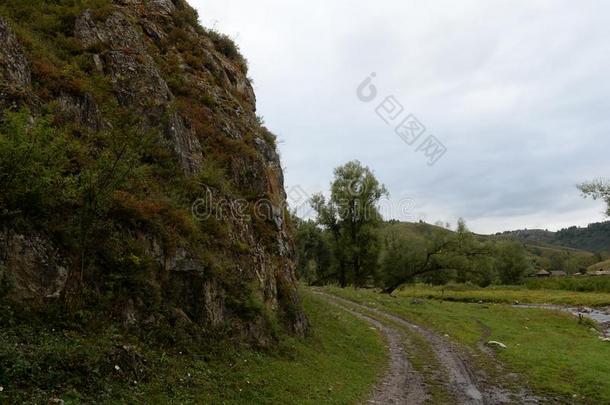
(339, 262, 347, 288)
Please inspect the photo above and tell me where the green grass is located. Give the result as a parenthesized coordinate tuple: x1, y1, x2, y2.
(525, 276, 610, 293)
(322, 286, 610, 403)
(392, 283, 610, 306)
(0, 290, 386, 404)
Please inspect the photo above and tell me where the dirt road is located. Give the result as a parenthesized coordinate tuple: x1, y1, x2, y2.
(326, 300, 428, 404)
(316, 292, 542, 405)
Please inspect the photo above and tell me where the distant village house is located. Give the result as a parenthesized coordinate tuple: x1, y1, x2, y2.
(532, 269, 567, 278)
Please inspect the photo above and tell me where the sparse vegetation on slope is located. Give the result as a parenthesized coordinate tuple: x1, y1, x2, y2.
(0, 0, 306, 343)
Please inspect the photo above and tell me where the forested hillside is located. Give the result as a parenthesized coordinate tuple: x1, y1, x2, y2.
(500, 222, 610, 254)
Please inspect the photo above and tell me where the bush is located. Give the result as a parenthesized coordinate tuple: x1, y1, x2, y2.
(204, 28, 249, 73)
(0, 109, 73, 223)
(173, 5, 199, 29)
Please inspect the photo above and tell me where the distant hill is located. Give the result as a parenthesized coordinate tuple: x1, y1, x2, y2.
(496, 229, 556, 245)
(383, 220, 452, 238)
(387, 220, 599, 273)
(498, 221, 610, 254)
(555, 222, 610, 253)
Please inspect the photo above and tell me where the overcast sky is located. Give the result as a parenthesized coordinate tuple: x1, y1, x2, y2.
(193, 0, 610, 234)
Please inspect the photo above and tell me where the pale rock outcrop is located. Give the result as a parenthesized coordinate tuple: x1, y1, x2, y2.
(0, 18, 30, 89)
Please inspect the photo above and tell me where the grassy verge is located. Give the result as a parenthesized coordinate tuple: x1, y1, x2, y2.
(395, 284, 610, 307)
(526, 276, 610, 293)
(322, 286, 610, 403)
(0, 290, 386, 404)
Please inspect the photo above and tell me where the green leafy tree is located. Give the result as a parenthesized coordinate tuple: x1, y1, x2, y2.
(379, 226, 444, 290)
(549, 252, 567, 271)
(310, 161, 388, 287)
(74, 122, 145, 287)
(579, 179, 610, 216)
(0, 108, 153, 301)
(494, 240, 531, 284)
(0, 109, 72, 225)
(380, 219, 493, 293)
(293, 218, 334, 285)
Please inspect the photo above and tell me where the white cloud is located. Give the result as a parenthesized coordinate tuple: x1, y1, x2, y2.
(192, 0, 610, 233)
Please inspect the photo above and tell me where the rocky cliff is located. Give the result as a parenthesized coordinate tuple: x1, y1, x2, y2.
(0, 0, 306, 341)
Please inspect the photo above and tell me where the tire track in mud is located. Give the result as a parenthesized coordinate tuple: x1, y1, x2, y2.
(320, 294, 427, 404)
(317, 292, 541, 405)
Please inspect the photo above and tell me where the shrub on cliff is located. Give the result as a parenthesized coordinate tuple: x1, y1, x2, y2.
(0, 109, 72, 225)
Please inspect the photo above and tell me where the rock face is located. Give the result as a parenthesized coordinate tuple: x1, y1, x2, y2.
(0, 18, 30, 89)
(0, 1, 307, 340)
(0, 17, 31, 113)
(0, 230, 68, 300)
